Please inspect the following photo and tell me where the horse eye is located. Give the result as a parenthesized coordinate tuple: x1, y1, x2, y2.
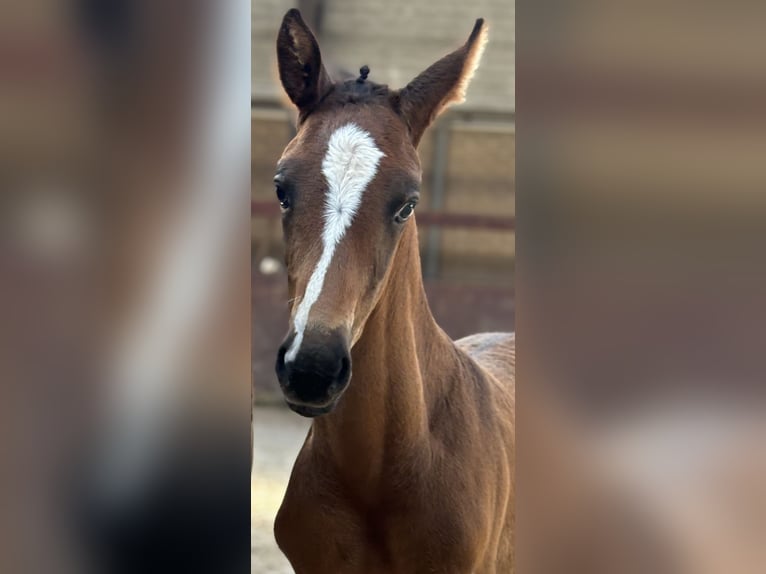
(395, 202, 416, 222)
(276, 184, 290, 210)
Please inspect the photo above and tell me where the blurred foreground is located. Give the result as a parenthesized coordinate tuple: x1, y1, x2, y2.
(3, 1, 766, 572)
(1, 1, 251, 572)
(517, 3, 766, 572)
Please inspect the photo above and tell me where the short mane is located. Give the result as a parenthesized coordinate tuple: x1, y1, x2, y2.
(325, 78, 391, 106)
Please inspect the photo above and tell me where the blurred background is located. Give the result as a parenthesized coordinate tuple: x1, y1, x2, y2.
(250, 0, 514, 571)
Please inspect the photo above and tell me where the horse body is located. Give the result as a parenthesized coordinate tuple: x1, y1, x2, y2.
(276, 222, 515, 573)
(271, 10, 514, 572)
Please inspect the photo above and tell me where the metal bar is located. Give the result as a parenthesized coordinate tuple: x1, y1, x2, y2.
(416, 212, 515, 231)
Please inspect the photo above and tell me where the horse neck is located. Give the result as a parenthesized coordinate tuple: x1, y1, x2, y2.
(312, 222, 460, 494)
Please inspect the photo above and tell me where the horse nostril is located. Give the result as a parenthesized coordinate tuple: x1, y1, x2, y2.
(337, 355, 351, 383)
(276, 345, 287, 380)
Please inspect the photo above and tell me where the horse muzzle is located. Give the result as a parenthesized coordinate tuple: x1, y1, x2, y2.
(275, 328, 351, 417)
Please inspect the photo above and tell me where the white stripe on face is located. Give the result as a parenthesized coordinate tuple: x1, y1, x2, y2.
(284, 123, 385, 363)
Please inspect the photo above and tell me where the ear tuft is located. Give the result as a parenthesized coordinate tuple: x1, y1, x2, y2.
(397, 18, 489, 146)
(451, 19, 489, 106)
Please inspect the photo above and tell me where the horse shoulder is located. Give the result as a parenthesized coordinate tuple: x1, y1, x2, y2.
(453, 331, 516, 569)
(275, 441, 366, 573)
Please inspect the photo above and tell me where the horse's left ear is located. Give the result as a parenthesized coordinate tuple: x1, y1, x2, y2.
(394, 19, 488, 146)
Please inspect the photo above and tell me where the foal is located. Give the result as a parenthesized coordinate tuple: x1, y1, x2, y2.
(272, 10, 515, 573)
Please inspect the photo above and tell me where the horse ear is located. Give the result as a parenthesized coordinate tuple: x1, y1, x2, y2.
(276, 9, 333, 117)
(396, 19, 488, 146)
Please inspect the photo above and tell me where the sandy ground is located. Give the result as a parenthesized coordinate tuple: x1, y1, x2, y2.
(252, 405, 311, 574)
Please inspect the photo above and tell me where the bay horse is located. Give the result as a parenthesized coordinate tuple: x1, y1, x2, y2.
(272, 9, 515, 573)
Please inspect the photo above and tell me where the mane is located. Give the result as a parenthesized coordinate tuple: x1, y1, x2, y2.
(324, 66, 391, 107)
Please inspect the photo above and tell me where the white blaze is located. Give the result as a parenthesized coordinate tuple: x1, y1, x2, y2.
(284, 123, 384, 363)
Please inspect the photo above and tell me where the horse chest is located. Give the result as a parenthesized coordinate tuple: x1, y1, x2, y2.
(276, 474, 484, 573)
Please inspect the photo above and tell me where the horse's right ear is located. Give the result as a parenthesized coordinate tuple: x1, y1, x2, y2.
(276, 9, 332, 117)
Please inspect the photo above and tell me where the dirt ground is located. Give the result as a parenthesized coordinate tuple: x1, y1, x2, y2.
(252, 405, 310, 574)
